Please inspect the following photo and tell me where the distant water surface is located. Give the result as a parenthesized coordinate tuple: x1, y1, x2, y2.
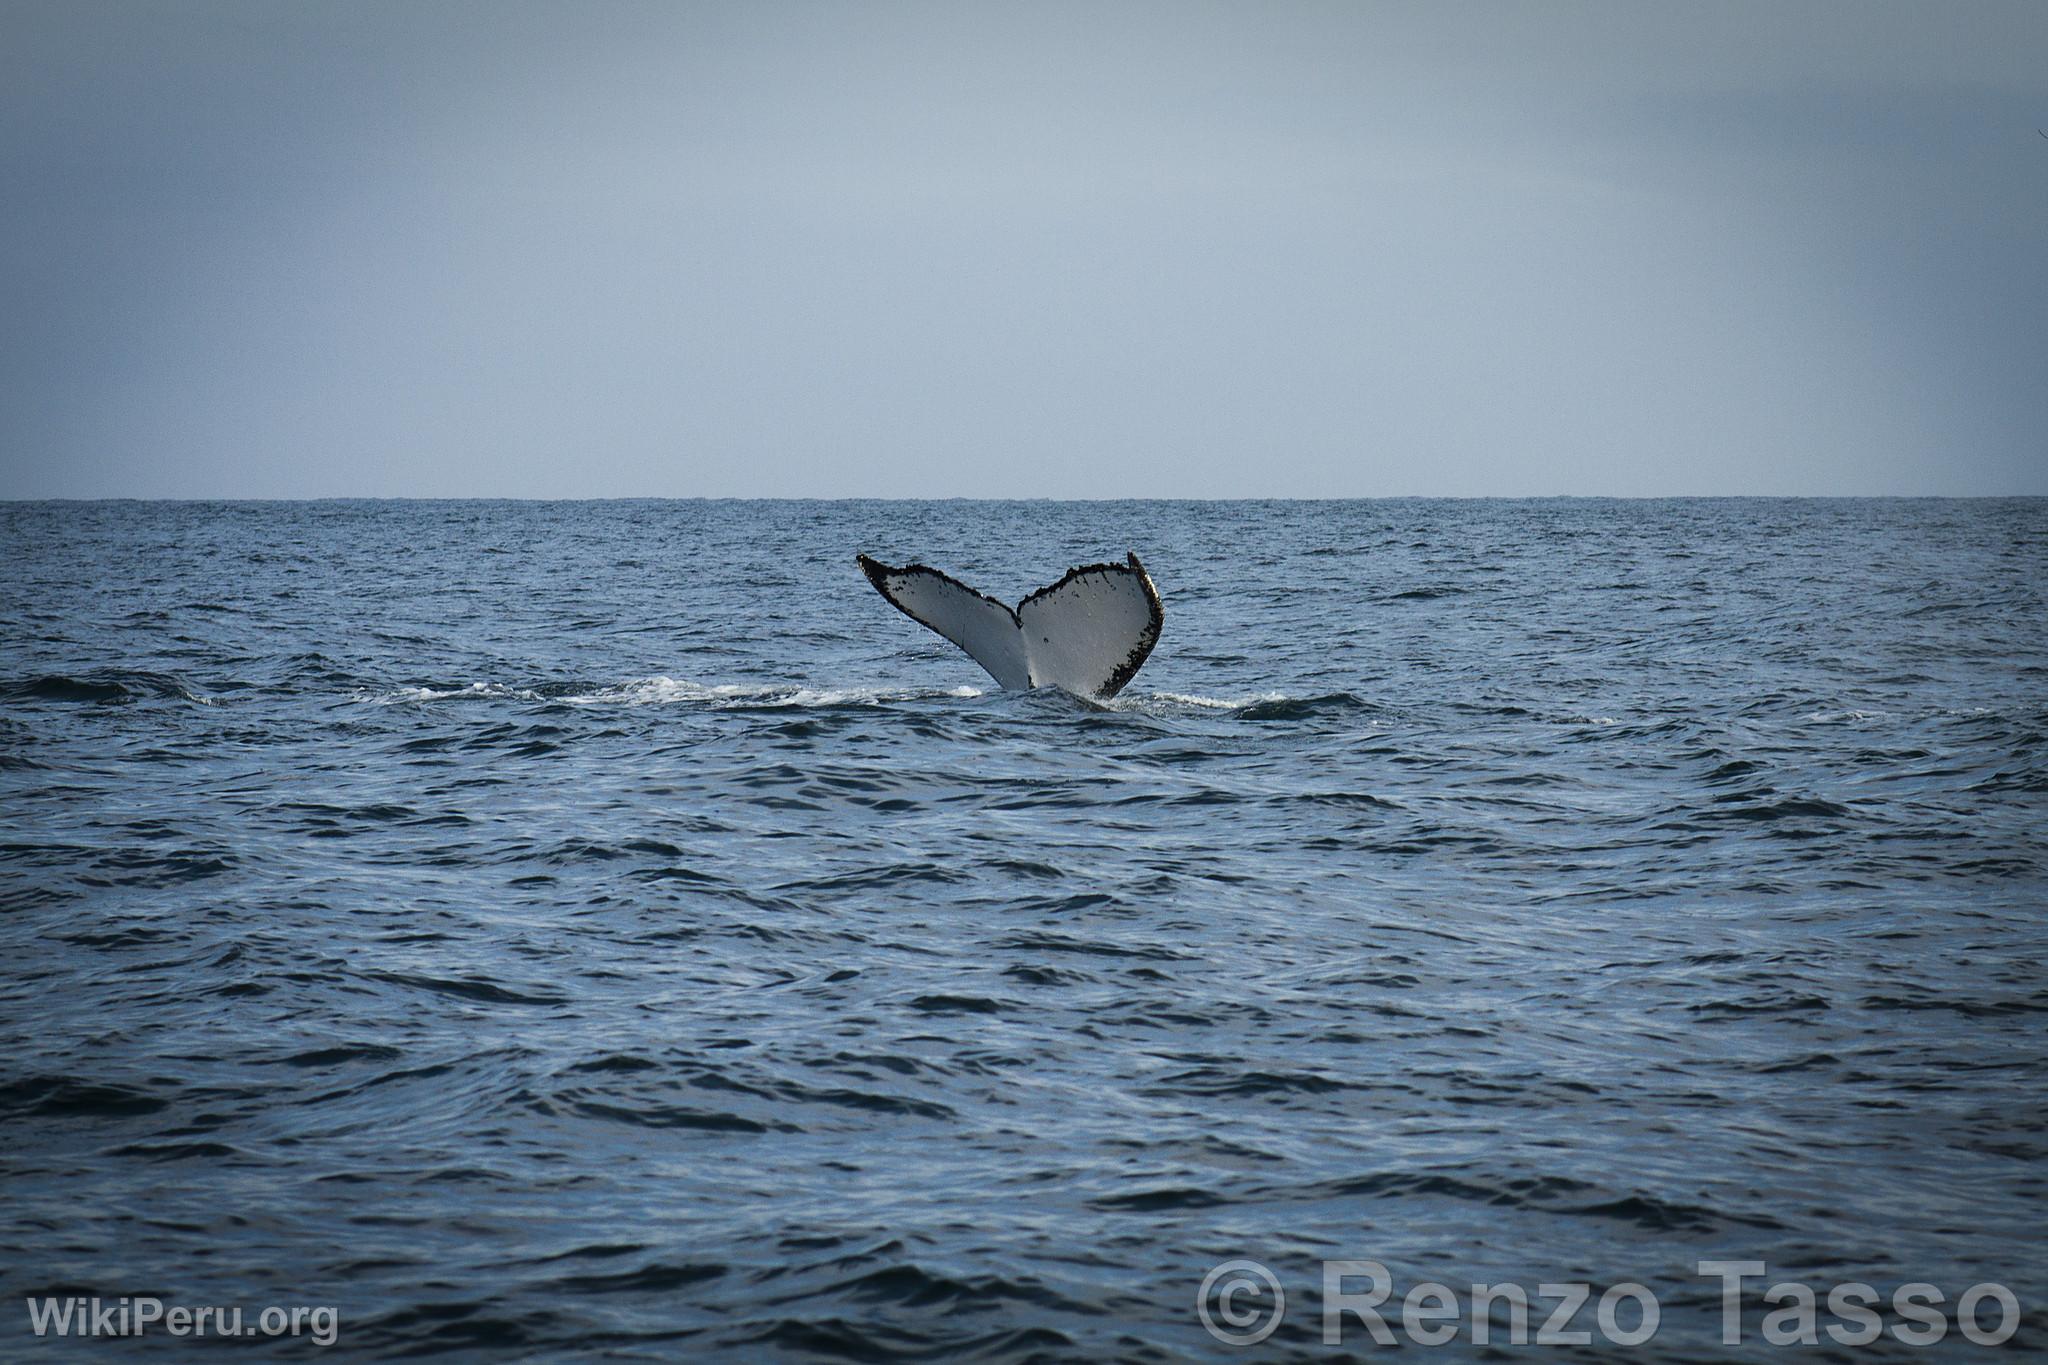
(1, 498, 2043, 1358)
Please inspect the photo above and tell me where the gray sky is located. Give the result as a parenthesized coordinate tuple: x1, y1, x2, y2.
(2, 0, 2043, 498)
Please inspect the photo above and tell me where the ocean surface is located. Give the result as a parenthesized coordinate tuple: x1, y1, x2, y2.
(1, 498, 2043, 1360)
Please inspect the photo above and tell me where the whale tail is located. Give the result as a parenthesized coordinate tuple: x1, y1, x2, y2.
(857, 552, 1164, 699)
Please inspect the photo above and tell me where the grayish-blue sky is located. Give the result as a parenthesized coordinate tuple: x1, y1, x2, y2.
(3, 0, 2044, 498)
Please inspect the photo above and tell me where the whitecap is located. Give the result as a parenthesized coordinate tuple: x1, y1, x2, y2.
(1130, 690, 1291, 711)
(372, 676, 987, 709)
(361, 682, 543, 705)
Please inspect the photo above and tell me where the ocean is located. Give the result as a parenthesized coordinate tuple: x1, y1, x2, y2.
(2, 497, 2042, 1359)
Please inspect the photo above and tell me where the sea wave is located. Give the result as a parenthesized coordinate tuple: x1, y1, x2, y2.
(1, 670, 216, 705)
(8, 496, 2043, 1363)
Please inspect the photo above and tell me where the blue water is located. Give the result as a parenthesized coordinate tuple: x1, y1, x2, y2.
(2, 498, 2043, 1359)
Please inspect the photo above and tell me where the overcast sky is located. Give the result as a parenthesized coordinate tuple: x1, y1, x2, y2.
(2, 0, 2043, 498)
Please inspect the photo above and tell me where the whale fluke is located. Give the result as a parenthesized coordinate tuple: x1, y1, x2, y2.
(857, 552, 1164, 699)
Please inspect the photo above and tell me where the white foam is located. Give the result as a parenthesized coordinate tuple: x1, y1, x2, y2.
(360, 676, 986, 709)
(1121, 690, 1291, 711)
(364, 682, 543, 704)
(571, 677, 765, 706)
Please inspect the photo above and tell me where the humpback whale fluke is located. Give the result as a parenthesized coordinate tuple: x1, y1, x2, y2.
(857, 552, 1164, 699)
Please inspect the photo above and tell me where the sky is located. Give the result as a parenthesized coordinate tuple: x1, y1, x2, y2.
(1, 0, 2044, 499)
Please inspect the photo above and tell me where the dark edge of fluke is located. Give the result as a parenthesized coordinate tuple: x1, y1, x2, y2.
(1101, 551, 1163, 699)
(856, 554, 1023, 627)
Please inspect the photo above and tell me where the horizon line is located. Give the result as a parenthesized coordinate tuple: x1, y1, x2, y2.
(5, 493, 2045, 506)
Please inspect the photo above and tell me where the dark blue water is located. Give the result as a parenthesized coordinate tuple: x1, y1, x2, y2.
(2, 498, 2043, 1359)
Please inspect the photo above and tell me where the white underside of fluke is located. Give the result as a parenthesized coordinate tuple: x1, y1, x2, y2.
(857, 552, 1164, 699)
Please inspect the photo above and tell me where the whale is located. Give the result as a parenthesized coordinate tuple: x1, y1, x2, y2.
(857, 552, 1164, 699)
